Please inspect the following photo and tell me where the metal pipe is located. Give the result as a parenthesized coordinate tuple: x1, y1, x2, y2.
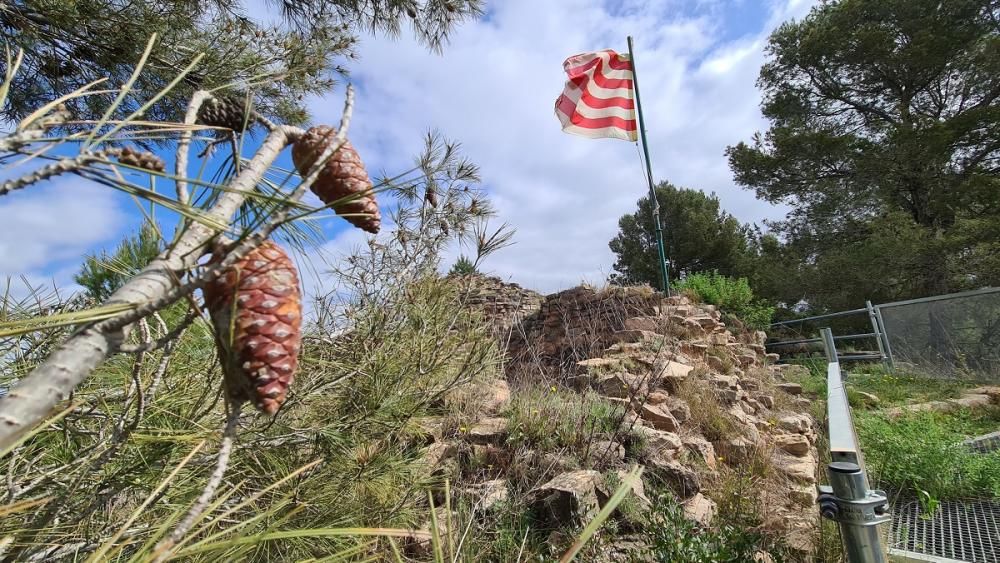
(826, 462, 889, 563)
(872, 305, 895, 369)
(874, 285, 1000, 310)
(866, 300, 888, 368)
(821, 327, 838, 363)
(768, 307, 869, 327)
(767, 333, 877, 348)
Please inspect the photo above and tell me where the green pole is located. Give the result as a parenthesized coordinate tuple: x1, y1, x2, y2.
(627, 35, 671, 296)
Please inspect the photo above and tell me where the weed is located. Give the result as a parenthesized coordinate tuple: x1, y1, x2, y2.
(506, 387, 626, 458)
(673, 272, 774, 330)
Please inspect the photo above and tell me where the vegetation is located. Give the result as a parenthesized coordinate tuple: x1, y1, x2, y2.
(674, 271, 775, 330)
(608, 182, 755, 290)
(857, 407, 1000, 503)
(0, 0, 483, 124)
(449, 255, 479, 276)
(727, 0, 1000, 311)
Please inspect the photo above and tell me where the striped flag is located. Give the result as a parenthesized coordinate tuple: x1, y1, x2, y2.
(554, 50, 637, 141)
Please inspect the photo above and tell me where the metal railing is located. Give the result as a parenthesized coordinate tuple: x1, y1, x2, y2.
(817, 328, 891, 563)
(768, 301, 893, 368)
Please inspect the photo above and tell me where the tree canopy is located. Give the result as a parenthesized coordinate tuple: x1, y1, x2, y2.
(727, 0, 1000, 310)
(0, 0, 483, 124)
(609, 182, 754, 290)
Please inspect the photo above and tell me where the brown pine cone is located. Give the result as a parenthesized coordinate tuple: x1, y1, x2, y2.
(203, 241, 302, 415)
(425, 186, 438, 208)
(291, 125, 380, 234)
(117, 147, 166, 173)
(197, 95, 251, 131)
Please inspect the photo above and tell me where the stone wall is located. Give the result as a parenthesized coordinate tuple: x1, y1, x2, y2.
(449, 274, 544, 332)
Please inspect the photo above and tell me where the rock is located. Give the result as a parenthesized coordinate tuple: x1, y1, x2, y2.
(714, 437, 754, 465)
(410, 416, 447, 445)
(647, 391, 669, 405)
(757, 394, 775, 409)
(467, 417, 508, 445)
(640, 403, 681, 432)
(467, 479, 509, 512)
(594, 372, 647, 399)
(773, 452, 817, 484)
(404, 507, 457, 556)
(663, 396, 691, 423)
(527, 470, 608, 526)
(949, 394, 992, 409)
(683, 493, 717, 527)
(680, 341, 709, 359)
(753, 330, 768, 346)
(615, 468, 651, 509)
(577, 357, 622, 373)
(794, 397, 812, 409)
(472, 444, 512, 469)
(482, 379, 511, 414)
(765, 353, 781, 363)
(738, 353, 758, 368)
(776, 382, 803, 395)
(683, 436, 717, 470)
(633, 425, 683, 457)
(777, 414, 813, 435)
(588, 440, 626, 467)
(625, 316, 661, 332)
(612, 329, 660, 344)
(853, 390, 880, 407)
(739, 377, 761, 391)
(422, 441, 457, 468)
(656, 360, 694, 386)
(709, 374, 739, 389)
(789, 484, 817, 507)
(647, 458, 700, 499)
(774, 433, 811, 457)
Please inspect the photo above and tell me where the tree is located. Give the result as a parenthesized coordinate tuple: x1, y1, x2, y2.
(727, 0, 1000, 309)
(609, 182, 754, 289)
(75, 222, 162, 302)
(0, 0, 483, 124)
(449, 255, 478, 275)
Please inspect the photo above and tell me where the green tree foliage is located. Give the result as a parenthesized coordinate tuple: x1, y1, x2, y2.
(449, 254, 478, 275)
(727, 0, 1000, 310)
(609, 182, 754, 290)
(74, 222, 161, 301)
(0, 0, 483, 124)
(674, 271, 775, 330)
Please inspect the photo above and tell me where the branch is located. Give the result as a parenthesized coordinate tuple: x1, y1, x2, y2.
(0, 87, 354, 452)
(174, 90, 212, 205)
(151, 404, 241, 561)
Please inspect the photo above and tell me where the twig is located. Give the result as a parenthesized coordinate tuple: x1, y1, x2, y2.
(152, 403, 241, 562)
(0, 150, 115, 196)
(174, 90, 211, 205)
(118, 310, 197, 354)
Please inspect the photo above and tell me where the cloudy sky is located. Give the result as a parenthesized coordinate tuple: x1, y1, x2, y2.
(0, 0, 817, 301)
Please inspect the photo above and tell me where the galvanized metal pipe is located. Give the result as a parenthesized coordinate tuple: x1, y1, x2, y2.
(827, 462, 889, 563)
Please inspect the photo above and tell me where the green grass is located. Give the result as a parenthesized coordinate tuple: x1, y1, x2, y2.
(856, 406, 1000, 502)
(505, 386, 626, 455)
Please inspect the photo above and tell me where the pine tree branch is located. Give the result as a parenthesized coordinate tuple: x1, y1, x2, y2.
(0, 87, 355, 452)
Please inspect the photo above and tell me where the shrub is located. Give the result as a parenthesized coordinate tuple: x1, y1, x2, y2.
(449, 254, 478, 275)
(645, 491, 787, 562)
(674, 271, 774, 330)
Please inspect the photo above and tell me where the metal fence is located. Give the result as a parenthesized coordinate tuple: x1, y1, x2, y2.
(767, 287, 1000, 381)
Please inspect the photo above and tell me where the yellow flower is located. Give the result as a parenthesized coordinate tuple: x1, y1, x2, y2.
(550, 386, 557, 393)
(460, 426, 468, 433)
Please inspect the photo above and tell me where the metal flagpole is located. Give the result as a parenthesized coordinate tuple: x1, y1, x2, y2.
(627, 35, 671, 296)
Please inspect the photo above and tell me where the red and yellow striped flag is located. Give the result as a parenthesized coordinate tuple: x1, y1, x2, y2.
(554, 49, 637, 141)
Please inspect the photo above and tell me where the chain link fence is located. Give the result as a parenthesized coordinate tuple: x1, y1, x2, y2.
(877, 288, 1000, 381)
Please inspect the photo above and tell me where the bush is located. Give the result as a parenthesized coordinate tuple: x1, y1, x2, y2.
(674, 271, 774, 330)
(645, 491, 787, 562)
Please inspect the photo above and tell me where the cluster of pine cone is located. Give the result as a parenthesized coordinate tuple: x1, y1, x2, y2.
(116, 147, 166, 173)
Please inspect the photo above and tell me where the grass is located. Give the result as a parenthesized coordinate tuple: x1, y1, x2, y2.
(856, 406, 1000, 502)
(505, 386, 627, 456)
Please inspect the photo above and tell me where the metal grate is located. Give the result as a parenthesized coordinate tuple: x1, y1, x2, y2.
(963, 431, 1000, 454)
(889, 494, 1000, 562)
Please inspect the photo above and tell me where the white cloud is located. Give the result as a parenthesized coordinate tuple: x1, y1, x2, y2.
(305, 0, 818, 294)
(0, 179, 127, 282)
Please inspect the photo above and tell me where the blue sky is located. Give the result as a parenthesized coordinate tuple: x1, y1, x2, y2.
(0, 0, 817, 303)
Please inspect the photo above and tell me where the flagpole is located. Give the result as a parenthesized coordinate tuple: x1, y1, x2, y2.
(627, 35, 671, 296)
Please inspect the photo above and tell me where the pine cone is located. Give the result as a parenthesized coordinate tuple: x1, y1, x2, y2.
(203, 241, 302, 415)
(425, 186, 438, 208)
(291, 125, 381, 234)
(117, 147, 166, 172)
(197, 95, 251, 131)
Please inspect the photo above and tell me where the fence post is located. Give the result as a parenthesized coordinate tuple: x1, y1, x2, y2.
(872, 305, 895, 370)
(865, 300, 889, 369)
(821, 326, 838, 363)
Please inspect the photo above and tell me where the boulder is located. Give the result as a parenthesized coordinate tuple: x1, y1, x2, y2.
(680, 341, 709, 359)
(633, 425, 683, 458)
(647, 391, 670, 405)
(527, 470, 608, 526)
(663, 396, 691, 424)
(594, 372, 648, 399)
(774, 433, 811, 457)
(714, 436, 754, 465)
(625, 316, 661, 333)
(683, 493, 717, 527)
(588, 440, 626, 467)
(757, 394, 775, 409)
(467, 417, 508, 445)
(656, 360, 694, 387)
(773, 452, 817, 484)
(467, 479, 509, 512)
(647, 458, 700, 499)
(682, 435, 717, 470)
(789, 484, 817, 507)
(709, 374, 739, 389)
(776, 382, 803, 395)
(577, 357, 622, 374)
(640, 403, 681, 432)
(853, 391, 880, 407)
(777, 414, 813, 435)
